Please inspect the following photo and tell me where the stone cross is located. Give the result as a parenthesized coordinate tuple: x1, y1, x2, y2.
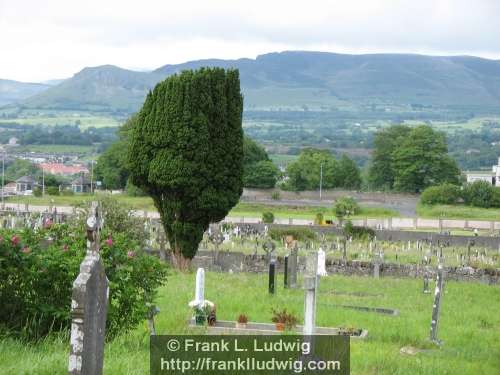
(69, 202, 108, 375)
(317, 248, 328, 276)
(430, 263, 445, 344)
(303, 252, 319, 335)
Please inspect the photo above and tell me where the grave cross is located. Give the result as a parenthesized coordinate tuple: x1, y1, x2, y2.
(86, 202, 103, 253)
(430, 263, 445, 344)
(68, 202, 108, 375)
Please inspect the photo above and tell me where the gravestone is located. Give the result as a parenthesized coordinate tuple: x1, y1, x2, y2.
(288, 245, 298, 289)
(317, 248, 328, 276)
(268, 260, 276, 294)
(188, 268, 213, 309)
(68, 202, 109, 375)
(430, 263, 445, 344)
(303, 252, 319, 335)
(284, 255, 289, 288)
(423, 271, 430, 294)
(262, 240, 276, 263)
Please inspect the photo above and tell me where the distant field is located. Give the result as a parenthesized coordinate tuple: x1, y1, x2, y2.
(416, 203, 500, 221)
(269, 153, 298, 166)
(0, 115, 121, 129)
(14, 144, 96, 154)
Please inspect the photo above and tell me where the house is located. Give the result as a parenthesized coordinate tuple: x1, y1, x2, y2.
(71, 175, 93, 193)
(16, 176, 36, 194)
(465, 157, 500, 186)
(3, 182, 17, 194)
(38, 163, 89, 176)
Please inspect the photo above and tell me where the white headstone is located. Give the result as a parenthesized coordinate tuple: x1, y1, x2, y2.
(317, 248, 328, 276)
(189, 268, 213, 308)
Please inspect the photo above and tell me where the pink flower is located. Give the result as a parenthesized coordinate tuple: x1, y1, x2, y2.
(127, 250, 135, 259)
(62, 244, 69, 252)
(105, 236, 113, 247)
(22, 246, 30, 254)
(11, 235, 20, 246)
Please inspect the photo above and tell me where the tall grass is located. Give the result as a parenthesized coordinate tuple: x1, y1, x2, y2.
(1, 272, 499, 374)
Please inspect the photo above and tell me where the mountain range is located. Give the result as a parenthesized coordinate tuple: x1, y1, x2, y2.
(3, 51, 500, 113)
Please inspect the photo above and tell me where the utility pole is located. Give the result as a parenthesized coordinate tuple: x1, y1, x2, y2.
(319, 162, 323, 201)
(90, 160, 94, 194)
(1, 151, 4, 207)
(42, 167, 45, 196)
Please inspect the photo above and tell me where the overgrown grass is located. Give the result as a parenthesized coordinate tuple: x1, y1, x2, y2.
(1, 272, 499, 374)
(417, 203, 500, 221)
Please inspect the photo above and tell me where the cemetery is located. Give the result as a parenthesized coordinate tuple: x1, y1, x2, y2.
(0, 200, 499, 374)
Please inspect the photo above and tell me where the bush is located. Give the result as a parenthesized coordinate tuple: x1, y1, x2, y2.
(71, 197, 147, 244)
(60, 189, 75, 196)
(269, 227, 316, 242)
(0, 213, 167, 340)
(33, 187, 42, 197)
(315, 212, 324, 225)
(262, 211, 275, 224)
(333, 196, 359, 222)
(463, 181, 497, 208)
(343, 220, 375, 240)
(271, 191, 281, 200)
(420, 183, 461, 205)
(46, 186, 59, 196)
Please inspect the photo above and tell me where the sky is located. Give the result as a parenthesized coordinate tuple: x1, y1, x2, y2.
(1, 0, 500, 82)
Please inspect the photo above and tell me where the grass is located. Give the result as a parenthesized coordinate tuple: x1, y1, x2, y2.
(1, 272, 499, 374)
(231, 203, 397, 220)
(5, 195, 398, 220)
(417, 203, 500, 221)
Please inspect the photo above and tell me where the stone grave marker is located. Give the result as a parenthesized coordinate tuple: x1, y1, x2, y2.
(284, 255, 289, 288)
(288, 244, 298, 289)
(317, 248, 328, 276)
(68, 202, 109, 375)
(268, 260, 276, 294)
(303, 252, 319, 335)
(430, 263, 445, 344)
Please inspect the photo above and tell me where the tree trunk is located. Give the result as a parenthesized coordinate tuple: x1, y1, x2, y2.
(171, 248, 191, 271)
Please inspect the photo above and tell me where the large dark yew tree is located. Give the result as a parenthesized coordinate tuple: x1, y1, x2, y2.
(128, 68, 244, 268)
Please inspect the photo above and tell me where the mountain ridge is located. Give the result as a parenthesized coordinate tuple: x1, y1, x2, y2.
(7, 51, 500, 113)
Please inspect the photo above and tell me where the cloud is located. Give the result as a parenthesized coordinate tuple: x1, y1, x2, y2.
(1, 0, 499, 82)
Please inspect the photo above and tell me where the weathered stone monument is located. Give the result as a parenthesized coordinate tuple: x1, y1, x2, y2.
(303, 252, 319, 335)
(68, 202, 109, 375)
(288, 244, 298, 289)
(430, 263, 445, 344)
(423, 271, 431, 294)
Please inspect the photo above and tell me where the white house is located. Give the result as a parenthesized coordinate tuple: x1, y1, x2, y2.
(465, 157, 500, 186)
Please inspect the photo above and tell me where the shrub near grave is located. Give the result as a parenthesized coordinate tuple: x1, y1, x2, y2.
(0, 224, 167, 340)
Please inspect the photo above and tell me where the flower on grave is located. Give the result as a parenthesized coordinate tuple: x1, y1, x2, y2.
(21, 246, 31, 254)
(105, 235, 113, 247)
(43, 218, 53, 229)
(62, 244, 69, 252)
(127, 250, 135, 259)
(11, 235, 20, 246)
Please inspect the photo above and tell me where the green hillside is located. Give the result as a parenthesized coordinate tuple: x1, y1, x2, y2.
(12, 51, 500, 114)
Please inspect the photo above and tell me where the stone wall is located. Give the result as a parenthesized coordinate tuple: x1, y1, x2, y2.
(186, 250, 499, 285)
